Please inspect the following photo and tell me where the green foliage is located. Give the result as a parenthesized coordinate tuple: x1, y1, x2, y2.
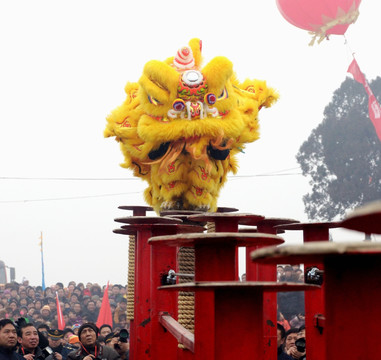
(296, 77, 381, 221)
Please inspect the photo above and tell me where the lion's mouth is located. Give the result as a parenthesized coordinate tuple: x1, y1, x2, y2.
(167, 100, 218, 120)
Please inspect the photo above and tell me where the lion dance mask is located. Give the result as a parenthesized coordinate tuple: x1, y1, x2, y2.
(104, 38, 278, 213)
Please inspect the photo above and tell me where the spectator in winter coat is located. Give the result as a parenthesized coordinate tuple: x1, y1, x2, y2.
(67, 323, 119, 360)
(0, 319, 24, 360)
(16, 323, 60, 360)
(277, 324, 293, 360)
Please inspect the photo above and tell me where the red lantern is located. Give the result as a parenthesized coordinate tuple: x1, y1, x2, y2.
(276, 0, 362, 45)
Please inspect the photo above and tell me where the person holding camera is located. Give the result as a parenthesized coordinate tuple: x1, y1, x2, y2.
(277, 324, 293, 360)
(111, 331, 128, 360)
(16, 323, 60, 360)
(294, 326, 306, 360)
(283, 328, 306, 360)
(67, 323, 119, 360)
(0, 319, 24, 360)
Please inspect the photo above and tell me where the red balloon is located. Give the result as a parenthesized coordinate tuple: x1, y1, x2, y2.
(276, 0, 362, 44)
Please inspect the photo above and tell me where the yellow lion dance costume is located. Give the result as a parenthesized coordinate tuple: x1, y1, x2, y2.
(104, 38, 278, 213)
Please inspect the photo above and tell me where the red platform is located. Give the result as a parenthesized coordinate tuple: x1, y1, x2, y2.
(251, 241, 381, 359)
(159, 282, 318, 360)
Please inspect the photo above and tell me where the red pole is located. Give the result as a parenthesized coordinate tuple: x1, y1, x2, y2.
(303, 225, 329, 360)
(248, 218, 298, 360)
(151, 224, 204, 360)
(194, 241, 236, 360)
(134, 227, 152, 358)
(114, 206, 153, 360)
(114, 216, 183, 360)
(324, 253, 381, 358)
(188, 213, 265, 279)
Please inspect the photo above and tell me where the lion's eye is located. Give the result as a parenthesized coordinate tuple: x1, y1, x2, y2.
(173, 99, 186, 111)
(218, 87, 228, 100)
(148, 95, 161, 105)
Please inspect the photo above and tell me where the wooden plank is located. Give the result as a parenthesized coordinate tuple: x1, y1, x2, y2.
(275, 221, 341, 231)
(250, 241, 381, 263)
(341, 200, 381, 234)
(188, 213, 265, 225)
(148, 232, 284, 247)
(114, 216, 182, 224)
(159, 313, 195, 353)
(257, 217, 300, 228)
(159, 281, 319, 292)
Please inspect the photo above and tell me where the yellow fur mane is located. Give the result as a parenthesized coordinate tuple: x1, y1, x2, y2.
(105, 38, 278, 213)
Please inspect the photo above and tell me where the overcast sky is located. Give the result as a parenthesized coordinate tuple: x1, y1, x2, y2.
(0, 1, 379, 287)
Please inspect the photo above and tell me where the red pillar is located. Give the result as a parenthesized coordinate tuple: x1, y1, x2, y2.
(188, 213, 265, 279)
(303, 225, 328, 360)
(194, 241, 236, 360)
(214, 287, 263, 359)
(114, 206, 153, 360)
(114, 216, 184, 360)
(250, 218, 298, 360)
(134, 227, 153, 357)
(324, 253, 381, 358)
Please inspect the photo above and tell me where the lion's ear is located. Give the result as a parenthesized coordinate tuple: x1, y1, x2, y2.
(188, 38, 203, 68)
(202, 56, 233, 93)
(139, 60, 179, 104)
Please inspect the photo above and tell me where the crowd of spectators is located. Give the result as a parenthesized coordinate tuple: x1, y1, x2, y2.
(0, 280, 129, 333)
(0, 268, 307, 360)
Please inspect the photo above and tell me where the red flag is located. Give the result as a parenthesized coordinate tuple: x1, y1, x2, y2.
(347, 58, 381, 141)
(96, 282, 113, 328)
(56, 292, 65, 330)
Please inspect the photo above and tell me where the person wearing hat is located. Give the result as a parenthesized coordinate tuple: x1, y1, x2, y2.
(47, 330, 63, 352)
(112, 331, 129, 360)
(40, 306, 51, 322)
(67, 336, 79, 349)
(67, 323, 119, 360)
(70, 325, 80, 336)
(47, 330, 74, 360)
(103, 334, 116, 349)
